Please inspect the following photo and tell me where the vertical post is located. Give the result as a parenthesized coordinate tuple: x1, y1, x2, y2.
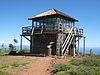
(73, 37, 76, 56)
(56, 33, 61, 56)
(20, 35, 22, 51)
(78, 37, 80, 56)
(31, 35, 34, 53)
(83, 37, 86, 56)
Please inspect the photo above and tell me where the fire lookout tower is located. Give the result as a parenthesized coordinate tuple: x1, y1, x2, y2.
(21, 9, 85, 56)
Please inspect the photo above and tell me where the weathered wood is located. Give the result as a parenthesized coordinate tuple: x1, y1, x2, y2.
(21, 9, 85, 56)
(83, 37, 86, 56)
(78, 37, 80, 56)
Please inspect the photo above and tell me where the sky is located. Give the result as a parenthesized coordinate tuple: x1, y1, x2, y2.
(0, 0, 100, 48)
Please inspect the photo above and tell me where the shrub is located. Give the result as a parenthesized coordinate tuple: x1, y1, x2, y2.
(20, 48, 30, 53)
(90, 49, 94, 56)
(76, 66, 100, 75)
(71, 55, 100, 67)
(0, 71, 12, 75)
(57, 71, 70, 75)
(71, 59, 83, 66)
(82, 57, 100, 67)
(54, 63, 72, 72)
(9, 51, 17, 55)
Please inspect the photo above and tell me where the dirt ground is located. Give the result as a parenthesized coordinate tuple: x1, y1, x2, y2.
(20, 56, 84, 75)
(20, 57, 54, 75)
(0, 56, 85, 75)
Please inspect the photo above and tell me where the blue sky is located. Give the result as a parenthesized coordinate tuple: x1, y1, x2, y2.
(0, 0, 100, 47)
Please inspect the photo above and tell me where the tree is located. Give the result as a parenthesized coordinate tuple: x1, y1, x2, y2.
(9, 44, 15, 51)
(90, 49, 94, 56)
(1, 43, 5, 50)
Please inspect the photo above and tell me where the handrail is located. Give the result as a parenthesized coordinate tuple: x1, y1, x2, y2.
(64, 34, 74, 55)
(62, 27, 74, 53)
(62, 27, 73, 48)
(31, 27, 34, 35)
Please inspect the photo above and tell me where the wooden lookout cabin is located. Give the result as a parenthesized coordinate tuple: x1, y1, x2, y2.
(20, 9, 85, 56)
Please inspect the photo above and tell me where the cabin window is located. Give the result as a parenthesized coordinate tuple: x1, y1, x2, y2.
(36, 21, 40, 27)
(39, 20, 43, 26)
(44, 19, 47, 25)
(48, 18, 52, 25)
(33, 21, 37, 27)
(57, 17, 60, 23)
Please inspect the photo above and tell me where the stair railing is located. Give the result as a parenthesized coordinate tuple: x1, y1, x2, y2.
(62, 27, 74, 54)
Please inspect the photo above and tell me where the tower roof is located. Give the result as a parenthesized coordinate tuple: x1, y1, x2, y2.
(28, 9, 78, 22)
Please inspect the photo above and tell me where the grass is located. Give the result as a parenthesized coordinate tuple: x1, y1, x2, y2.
(0, 62, 30, 68)
(54, 63, 72, 71)
(54, 55, 100, 75)
(0, 64, 9, 69)
(0, 55, 33, 75)
(10, 62, 20, 67)
(57, 71, 70, 75)
(0, 71, 12, 75)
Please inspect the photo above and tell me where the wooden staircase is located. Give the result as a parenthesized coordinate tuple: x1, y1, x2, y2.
(62, 27, 74, 56)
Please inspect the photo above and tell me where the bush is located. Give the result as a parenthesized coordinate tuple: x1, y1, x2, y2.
(0, 71, 12, 75)
(9, 51, 17, 55)
(76, 66, 100, 75)
(54, 63, 72, 72)
(82, 57, 100, 67)
(20, 48, 30, 53)
(57, 71, 70, 75)
(71, 55, 100, 67)
(90, 49, 94, 56)
(71, 59, 83, 66)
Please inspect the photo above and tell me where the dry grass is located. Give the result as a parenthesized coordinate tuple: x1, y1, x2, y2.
(0, 55, 38, 75)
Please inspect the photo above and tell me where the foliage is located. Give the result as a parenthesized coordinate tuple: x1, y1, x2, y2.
(0, 71, 12, 75)
(54, 55, 100, 75)
(71, 55, 100, 67)
(70, 59, 80, 62)
(76, 66, 100, 75)
(1, 43, 6, 50)
(21, 48, 30, 53)
(11, 62, 20, 67)
(57, 71, 70, 75)
(71, 59, 83, 66)
(9, 44, 15, 51)
(11, 62, 29, 68)
(0, 49, 2, 54)
(90, 49, 94, 56)
(0, 62, 29, 69)
(54, 63, 72, 72)
(0, 64, 9, 68)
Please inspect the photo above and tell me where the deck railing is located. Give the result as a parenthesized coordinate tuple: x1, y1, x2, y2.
(22, 25, 83, 35)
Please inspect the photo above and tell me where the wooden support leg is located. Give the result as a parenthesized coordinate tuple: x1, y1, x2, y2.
(78, 37, 80, 56)
(73, 37, 76, 56)
(32, 35, 34, 53)
(83, 37, 86, 56)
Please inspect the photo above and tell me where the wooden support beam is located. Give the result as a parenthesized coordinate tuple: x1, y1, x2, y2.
(23, 36, 30, 42)
(72, 37, 76, 56)
(78, 37, 80, 56)
(83, 37, 86, 56)
(32, 35, 34, 52)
